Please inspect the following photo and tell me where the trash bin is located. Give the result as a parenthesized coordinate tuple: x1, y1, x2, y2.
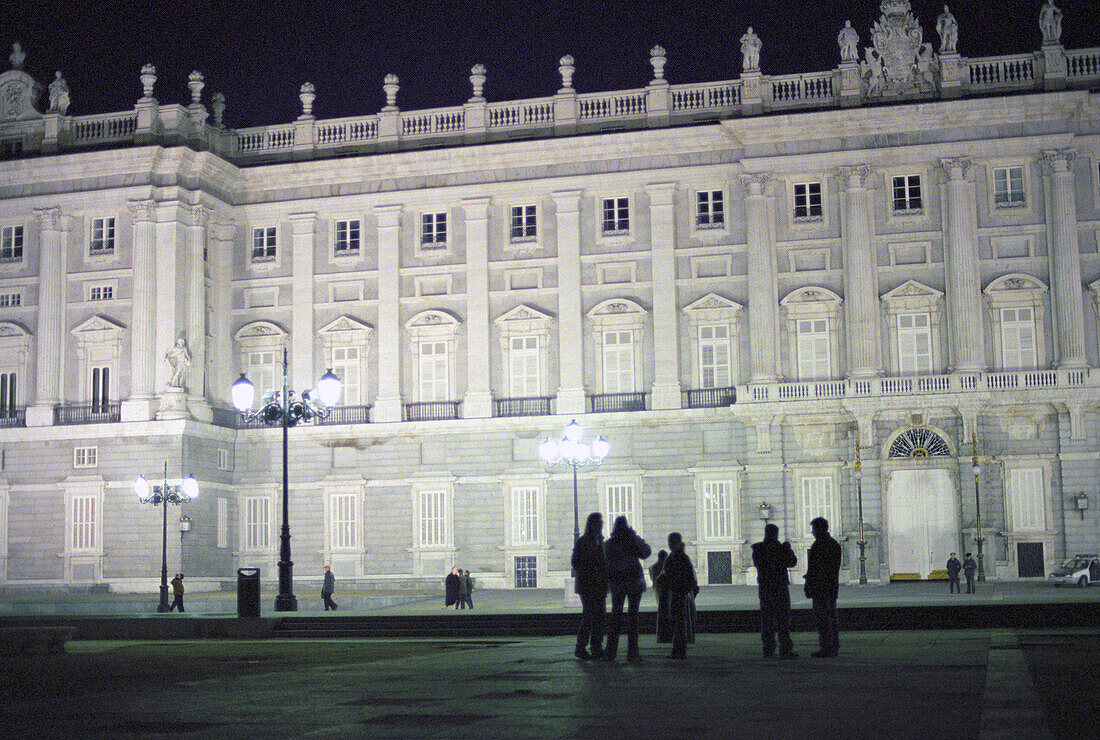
(237, 567, 261, 618)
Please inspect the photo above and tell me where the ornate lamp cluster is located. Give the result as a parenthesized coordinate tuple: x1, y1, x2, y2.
(134, 462, 198, 612)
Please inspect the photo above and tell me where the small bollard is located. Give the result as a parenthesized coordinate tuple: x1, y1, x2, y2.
(237, 568, 261, 618)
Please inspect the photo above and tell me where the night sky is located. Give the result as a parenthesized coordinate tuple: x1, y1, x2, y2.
(3, 0, 1100, 128)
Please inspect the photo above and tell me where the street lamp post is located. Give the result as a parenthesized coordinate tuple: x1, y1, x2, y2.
(972, 431, 985, 582)
(854, 438, 867, 585)
(135, 461, 198, 613)
(231, 348, 340, 612)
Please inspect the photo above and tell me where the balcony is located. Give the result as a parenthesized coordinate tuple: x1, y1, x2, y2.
(493, 397, 552, 418)
(587, 392, 648, 413)
(682, 387, 736, 409)
(317, 404, 372, 426)
(55, 403, 121, 425)
(404, 401, 461, 422)
(0, 408, 26, 428)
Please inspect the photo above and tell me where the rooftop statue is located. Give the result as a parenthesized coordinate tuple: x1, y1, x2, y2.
(838, 21, 859, 63)
(48, 71, 70, 114)
(740, 27, 762, 72)
(936, 5, 958, 54)
(8, 42, 24, 70)
(1040, 0, 1063, 45)
(863, 0, 937, 97)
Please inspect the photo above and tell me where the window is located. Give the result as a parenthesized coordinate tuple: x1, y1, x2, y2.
(602, 197, 630, 234)
(0, 372, 15, 417)
(515, 556, 538, 588)
(1000, 307, 1037, 369)
(512, 486, 540, 545)
(510, 205, 537, 242)
(993, 166, 1026, 208)
(1008, 468, 1046, 531)
(88, 285, 114, 301)
(246, 351, 279, 399)
(0, 292, 20, 307)
(331, 346, 360, 405)
(702, 480, 735, 540)
(604, 483, 636, 534)
(508, 336, 540, 397)
(334, 219, 360, 256)
(245, 496, 270, 550)
(696, 190, 725, 229)
(251, 226, 277, 262)
(217, 498, 228, 549)
(418, 341, 449, 401)
(602, 330, 635, 393)
(793, 182, 823, 220)
(89, 217, 115, 256)
(0, 225, 23, 262)
(329, 492, 358, 550)
(217, 448, 229, 471)
(421, 212, 447, 249)
(892, 175, 922, 212)
(71, 494, 97, 551)
(801, 476, 836, 539)
(419, 489, 448, 546)
(897, 312, 932, 375)
(90, 366, 110, 412)
(796, 319, 831, 380)
(698, 325, 732, 388)
(73, 446, 97, 468)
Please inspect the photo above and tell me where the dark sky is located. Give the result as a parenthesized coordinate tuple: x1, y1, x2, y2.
(3, 0, 1100, 128)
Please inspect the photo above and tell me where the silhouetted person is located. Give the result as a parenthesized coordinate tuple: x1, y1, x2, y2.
(460, 569, 474, 609)
(963, 553, 977, 594)
(804, 517, 841, 657)
(946, 553, 962, 594)
(572, 512, 608, 660)
(169, 573, 185, 612)
(604, 516, 652, 663)
(752, 523, 798, 658)
(649, 550, 671, 643)
(658, 532, 698, 659)
(444, 567, 460, 609)
(321, 565, 338, 611)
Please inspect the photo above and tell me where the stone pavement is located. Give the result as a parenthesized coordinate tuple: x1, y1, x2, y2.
(3, 627, 1097, 738)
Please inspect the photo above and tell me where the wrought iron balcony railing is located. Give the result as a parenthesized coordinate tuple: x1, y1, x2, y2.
(587, 392, 647, 413)
(493, 396, 552, 418)
(55, 403, 121, 425)
(404, 401, 461, 422)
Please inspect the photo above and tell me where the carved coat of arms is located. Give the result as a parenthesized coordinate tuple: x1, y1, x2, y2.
(862, 0, 938, 96)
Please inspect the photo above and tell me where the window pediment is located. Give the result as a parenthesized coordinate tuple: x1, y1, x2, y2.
(407, 309, 461, 340)
(234, 320, 288, 342)
(984, 273, 1047, 308)
(319, 315, 374, 342)
(683, 293, 743, 324)
(0, 321, 30, 338)
(494, 304, 553, 336)
(780, 286, 842, 319)
(71, 315, 126, 342)
(588, 298, 647, 331)
(882, 280, 943, 312)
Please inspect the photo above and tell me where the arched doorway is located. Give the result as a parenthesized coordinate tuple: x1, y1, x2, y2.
(885, 428, 958, 580)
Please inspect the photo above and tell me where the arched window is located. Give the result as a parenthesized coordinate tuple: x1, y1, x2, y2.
(888, 428, 951, 458)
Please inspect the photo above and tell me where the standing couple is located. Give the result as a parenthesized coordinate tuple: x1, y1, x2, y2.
(444, 567, 475, 609)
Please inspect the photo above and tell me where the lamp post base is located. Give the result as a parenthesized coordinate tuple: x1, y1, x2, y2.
(274, 593, 298, 612)
(562, 577, 581, 608)
(858, 540, 867, 585)
(157, 584, 170, 613)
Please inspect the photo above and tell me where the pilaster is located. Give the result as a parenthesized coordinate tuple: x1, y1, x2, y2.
(1042, 149, 1086, 368)
(838, 164, 881, 378)
(120, 199, 158, 422)
(289, 213, 317, 390)
(553, 190, 586, 414)
(741, 173, 778, 383)
(27, 207, 68, 427)
(374, 205, 404, 422)
(462, 197, 492, 418)
(209, 219, 235, 408)
(940, 157, 985, 373)
(646, 182, 681, 409)
(186, 205, 211, 421)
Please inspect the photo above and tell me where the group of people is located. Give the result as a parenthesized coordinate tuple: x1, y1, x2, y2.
(945, 552, 979, 594)
(572, 513, 845, 662)
(444, 567, 475, 609)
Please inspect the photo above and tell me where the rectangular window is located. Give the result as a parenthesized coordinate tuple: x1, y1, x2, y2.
(90, 366, 110, 412)
(994, 166, 1026, 208)
(246, 351, 278, 400)
(330, 492, 358, 550)
(418, 341, 449, 401)
(331, 346, 360, 405)
(515, 555, 538, 588)
(696, 190, 725, 228)
(71, 494, 97, 551)
(251, 226, 277, 262)
(1000, 307, 1037, 370)
(0, 372, 15, 416)
(897, 312, 933, 375)
(421, 212, 447, 248)
(217, 448, 229, 471)
(602, 330, 635, 393)
(801, 476, 836, 539)
(0, 225, 23, 262)
(793, 182, 823, 220)
(892, 175, 923, 212)
(1009, 468, 1046, 531)
(699, 324, 732, 388)
(605, 483, 635, 533)
(419, 489, 447, 546)
(73, 446, 98, 468)
(89, 217, 115, 256)
(0, 292, 20, 307)
(796, 319, 830, 380)
(602, 197, 630, 234)
(334, 219, 360, 256)
(512, 486, 540, 545)
(703, 480, 735, 540)
(217, 498, 228, 549)
(510, 205, 537, 241)
(508, 336, 540, 397)
(245, 496, 270, 550)
(88, 285, 114, 301)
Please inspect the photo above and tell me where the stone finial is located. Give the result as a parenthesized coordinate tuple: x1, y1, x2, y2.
(558, 54, 575, 92)
(140, 64, 157, 100)
(469, 64, 487, 101)
(9, 42, 25, 70)
(649, 45, 667, 83)
(212, 92, 226, 126)
(299, 82, 316, 118)
(383, 73, 399, 110)
(188, 71, 204, 104)
(48, 71, 71, 114)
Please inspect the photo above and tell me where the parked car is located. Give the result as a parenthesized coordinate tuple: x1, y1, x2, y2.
(1048, 554, 1100, 587)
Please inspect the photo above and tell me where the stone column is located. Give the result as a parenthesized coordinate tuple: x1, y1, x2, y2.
(27, 207, 68, 426)
(1043, 149, 1086, 368)
(940, 158, 985, 373)
(839, 165, 882, 377)
(374, 205, 404, 422)
(553, 190, 585, 414)
(462, 197, 492, 417)
(154, 203, 184, 393)
(742, 174, 779, 383)
(646, 182, 681, 408)
(209, 219, 234, 405)
(186, 205, 210, 419)
(121, 200, 158, 421)
(289, 213, 316, 389)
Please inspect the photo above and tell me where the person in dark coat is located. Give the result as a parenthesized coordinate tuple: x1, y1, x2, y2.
(963, 552, 977, 594)
(321, 565, 338, 611)
(571, 512, 608, 660)
(946, 553, 962, 594)
(444, 568, 460, 609)
(604, 515, 652, 662)
(169, 573, 185, 612)
(803, 517, 842, 657)
(457, 568, 470, 609)
(752, 523, 798, 658)
(649, 550, 671, 643)
(460, 569, 474, 609)
(658, 532, 698, 659)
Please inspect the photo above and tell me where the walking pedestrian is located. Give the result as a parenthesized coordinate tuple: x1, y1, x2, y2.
(571, 512, 608, 660)
(444, 567, 460, 609)
(946, 553, 962, 594)
(649, 550, 671, 643)
(604, 516, 652, 663)
(803, 517, 841, 657)
(460, 569, 474, 609)
(321, 565, 338, 611)
(658, 532, 698, 660)
(168, 573, 185, 612)
(963, 552, 977, 593)
(752, 523, 798, 658)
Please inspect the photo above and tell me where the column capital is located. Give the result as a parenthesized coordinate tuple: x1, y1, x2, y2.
(127, 199, 157, 222)
(1041, 148, 1077, 174)
(552, 189, 583, 212)
(33, 206, 69, 231)
(739, 172, 770, 195)
(186, 203, 212, 227)
(644, 182, 677, 205)
(288, 211, 317, 232)
(374, 204, 403, 228)
(837, 164, 871, 188)
(939, 157, 972, 180)
(461, 196, 492, 219)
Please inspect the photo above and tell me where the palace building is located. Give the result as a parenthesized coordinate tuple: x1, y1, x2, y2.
(1, 1, 1098, 591)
